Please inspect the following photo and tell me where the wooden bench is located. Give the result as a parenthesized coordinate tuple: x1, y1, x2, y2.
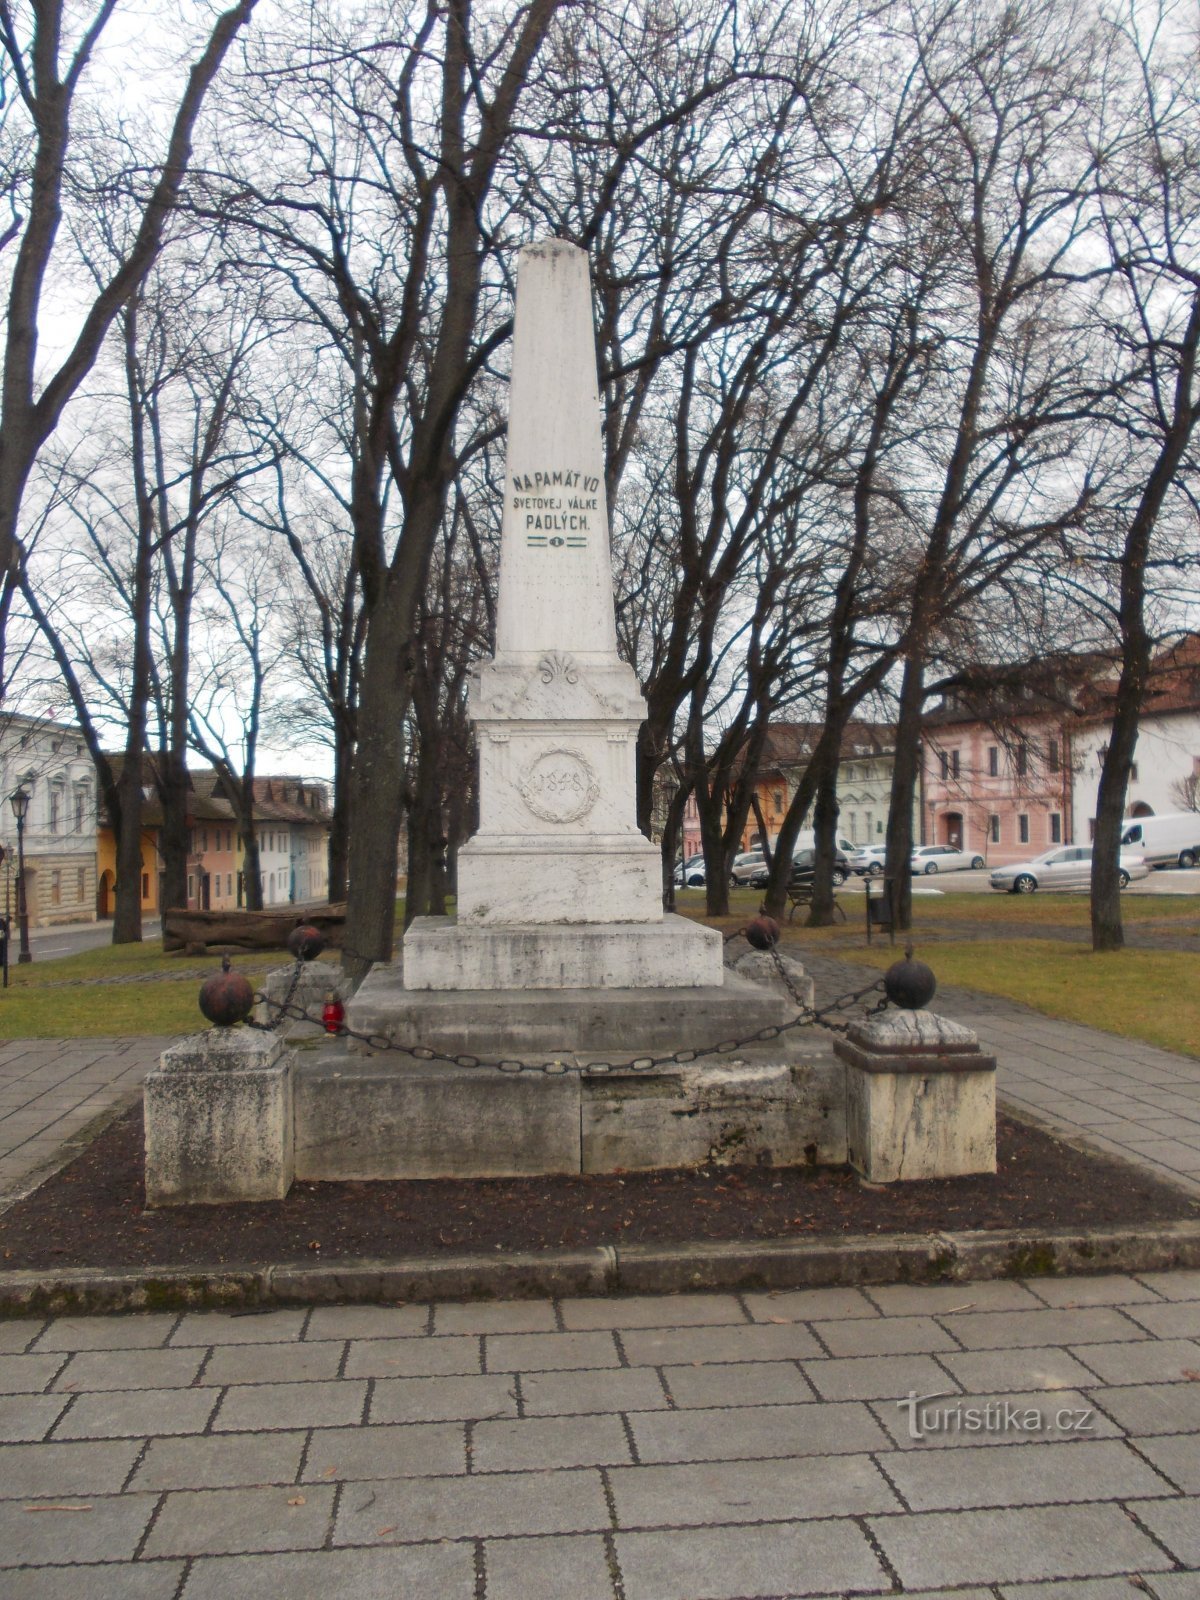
(785, 881, 846, 922)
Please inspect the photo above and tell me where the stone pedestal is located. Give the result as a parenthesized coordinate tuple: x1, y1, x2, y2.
(254, 960, 347, 1038)
(835, 1010, 996, 1183)
(144, 1029, 295, 1205)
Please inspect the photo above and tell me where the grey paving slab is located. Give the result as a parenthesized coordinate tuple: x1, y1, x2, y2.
(939, 1307, 1151, 1349)
(368, 1372, 517, 1424)
(1138, 1272, 1200, 1301)
(32, 1315, 178, 1352)
(471, 1412, 632, 1472)
(1123, 1301, 1200, 1339)
(433, 1298, 560, 1335)
(630, 1399, 890, 1463)
(0, 1393, 68, 1442)
(0, 1491, 158, 1567)
(144, 1483, 337, 1558)
(880, 1437, 1175, 1510)
(812, 1314, 959, 1357)
(865, 1280, 1045, 1316)
(869, 1501, 1174, 1589)
(1088, 1381, 1200, 1435)
(741, 1286, 880, 1322)
(872, 1388, 1121, 1450)
(212, 1379, 367, 1433)
(803, 1353, 955, 1403)
(0, 1353, 66, 1393)
(938, 1346, 1107, 1393)
(483, 1532, 615, 1600)
(53, 1347, 203, 1392)
(304, 1304, 429, 1341)
(558, 1292, 743, 1330)
(169, 1310, 309, 1346)
(1147, 1574, 1200, 1599)
(52, 1385, 217, 1440)
(1024, 1275, 1169, 1307)
(620, 1322, 823, 1366)
(661, 1360, 818, 1411)
(1069, 1337, 1200, 1385)
(0, 1438, 141, 1499)
(2, 1562, 184, 1600)
(300, 1420, 467, 1480)
(520, 1366, 669, 1417)
(615, 1517, 888, 1600)
(608, 1453, 899, 1529)
(181, 1544, 477, 1600)
(199, 1339, 345, 1387)
(333, 1466, 609, 1542)
(1134, 1496, 1200, 1566)
(343, 1333, 481, 1379)
(1137, 1434, 1200, 1493)
(0, 1321, 41, 1353)
(485, 1330, 619, 1371)
(131, 1431, 307, 1491)
(1001, 1582, 1184, 1600)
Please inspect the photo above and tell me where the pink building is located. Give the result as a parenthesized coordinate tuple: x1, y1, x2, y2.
(921, 661, 1098, 865)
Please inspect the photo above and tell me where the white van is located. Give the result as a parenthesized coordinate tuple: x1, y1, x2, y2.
(792, 829, 857, 856)
(1119, 813, 1200, 869)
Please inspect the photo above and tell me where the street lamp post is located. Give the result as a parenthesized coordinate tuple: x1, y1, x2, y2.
(10, 787, 32, 964)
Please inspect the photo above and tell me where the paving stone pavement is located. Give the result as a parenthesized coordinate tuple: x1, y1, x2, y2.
(0, 1274, 1196, 1596)
(801, 950, 1200, 1198)
(0, 1038, 175, 1208)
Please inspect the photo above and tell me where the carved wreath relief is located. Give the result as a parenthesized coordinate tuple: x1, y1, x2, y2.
(518, 746, 600, 824)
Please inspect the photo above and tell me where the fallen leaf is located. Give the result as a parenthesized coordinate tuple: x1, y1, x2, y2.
(287, 1495, 306, 1507)
(24, 1505, 92, 1513)
(377, 1525, 397, 1537)
(322, 1466, 337, 1477)
(765, 1316, 792, 1325)
(945, 1303, 975, 1314)
(1181, 1369, 1200, 1381)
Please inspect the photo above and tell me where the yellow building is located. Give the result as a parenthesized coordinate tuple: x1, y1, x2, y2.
(95, 825, 161, 918)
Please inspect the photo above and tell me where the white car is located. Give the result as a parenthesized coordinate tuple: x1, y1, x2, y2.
(849, 846, 888, 876)
(673, 854, 706, 887)
(730, 850, 767, 885)
(989, 845, 1149, 894)
(911, 844, 986, 874)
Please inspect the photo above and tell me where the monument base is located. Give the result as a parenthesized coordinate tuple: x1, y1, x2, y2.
(401, 912, 723, 991)
(292, 1041, 845, 1181)
(456, 835, 664, 925)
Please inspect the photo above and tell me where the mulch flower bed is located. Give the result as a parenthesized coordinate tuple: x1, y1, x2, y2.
(0, 1105, 1195, 1272)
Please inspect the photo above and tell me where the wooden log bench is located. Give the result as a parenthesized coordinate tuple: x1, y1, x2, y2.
(162, 903, 346, 955)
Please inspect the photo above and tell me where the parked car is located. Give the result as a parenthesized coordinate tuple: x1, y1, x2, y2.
(989, 845, 1149, 894)
(849, 846, 888, 876)
(730, 849, 767, 885)
(911, 843, 987, 874)
(673, 854, 706, 887)
(1119, 813, 1200, 870)
(749, 847, 850, 889)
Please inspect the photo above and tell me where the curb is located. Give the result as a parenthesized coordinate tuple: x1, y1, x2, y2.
(2, 1220, 1199, 1317)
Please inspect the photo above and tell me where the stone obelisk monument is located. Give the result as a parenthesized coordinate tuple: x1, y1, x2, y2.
(403, 239, 721, 991)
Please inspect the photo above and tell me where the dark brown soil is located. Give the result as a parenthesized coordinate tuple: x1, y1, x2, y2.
(0, 1105, 1195, 1272)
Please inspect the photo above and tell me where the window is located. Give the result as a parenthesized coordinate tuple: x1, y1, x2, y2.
(773, 789, 784, 816)
(142, 872, 149, 900)
(75, 789, 87, 831)
(227, 873, 233, 896)
(1016, 741, 1028, 777)
(48, 788, 60, 833)
(188, 874, 195, 901)
(988, 746, 999, 777)
(1048, 738, 1060, 773)
(950, 750, 960, 779)
(938, 751, 949, 780)
(51, 870, 61, 906)
(990, 815, 1000, 843)
(200, 829, 208, 852)
(1130, 762, 1139, 781)
(1050, 812, 1062, 843)
(76, 867, 86, 901)
(1019, 814, 1029, 844)
(876, 818, 884, 835)
(226, 830, 232, 851)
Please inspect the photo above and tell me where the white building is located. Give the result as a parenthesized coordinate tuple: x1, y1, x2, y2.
(0, 714, 98, 928)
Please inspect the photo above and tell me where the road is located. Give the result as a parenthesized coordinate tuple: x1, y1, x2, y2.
(19, 920, 162, 963)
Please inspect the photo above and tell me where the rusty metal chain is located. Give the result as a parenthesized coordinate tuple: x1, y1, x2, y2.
(248, 950, 888, 1076)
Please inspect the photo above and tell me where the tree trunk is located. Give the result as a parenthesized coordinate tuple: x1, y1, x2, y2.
(112, 761, 145, 943)
(326, 718, 354, 902)
(807, 748, 842, 927)
(884, 654, 925, 933)
(241, 831, 264, 912)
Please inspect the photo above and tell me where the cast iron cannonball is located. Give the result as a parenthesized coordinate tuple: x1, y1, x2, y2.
(199, 955, 255, 1027)
(287, 924, 325, 962)
(884, 955, 937, 1010)
(745, 914, 781, 951)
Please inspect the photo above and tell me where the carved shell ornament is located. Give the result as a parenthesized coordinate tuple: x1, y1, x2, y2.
(538, 653, 579, 684)
(517, 746, 600, 824)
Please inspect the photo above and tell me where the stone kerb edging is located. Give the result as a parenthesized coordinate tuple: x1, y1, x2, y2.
(2, 1219, 1199, 1317)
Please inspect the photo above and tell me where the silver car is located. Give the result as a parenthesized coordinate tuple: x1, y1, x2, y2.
(989, 845, 1149, 894)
